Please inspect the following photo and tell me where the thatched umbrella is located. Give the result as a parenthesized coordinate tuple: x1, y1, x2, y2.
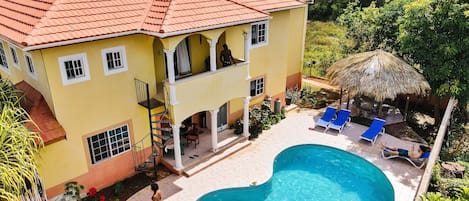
(326, 49, 430, 116)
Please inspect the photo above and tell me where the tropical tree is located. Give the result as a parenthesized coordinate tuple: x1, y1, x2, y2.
(399, 0, 469, 105)
(337, 0, 380, 53)
(373, 0, 412, 52)
(0, 78, 43, 200)
(308, 0, 385, 21)
(338, 0, 411, 53)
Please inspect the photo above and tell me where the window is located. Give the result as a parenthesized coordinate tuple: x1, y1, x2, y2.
(8, 44, 19, 68)
(250, 77, 264, 97)
(101, 46, 128, 75)
(58, 53, 90, 85)
(24, 53, 37, 80)
(0, 42, 9, 72)
(251, 21, 269, 48)
(87, 125, 131, 164)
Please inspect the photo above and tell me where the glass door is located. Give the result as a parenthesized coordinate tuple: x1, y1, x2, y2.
(217, 103, 228, 132)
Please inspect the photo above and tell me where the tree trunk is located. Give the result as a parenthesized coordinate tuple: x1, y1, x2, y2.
(435, 97, 441, 124)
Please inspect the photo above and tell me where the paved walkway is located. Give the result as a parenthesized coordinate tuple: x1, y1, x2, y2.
(129, 108, 423, 201)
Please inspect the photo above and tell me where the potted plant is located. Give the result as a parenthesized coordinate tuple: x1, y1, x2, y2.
(285, 87, 300, 105)
(233, 119, 243, 135)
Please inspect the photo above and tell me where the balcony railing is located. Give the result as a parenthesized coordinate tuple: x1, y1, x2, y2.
(164, 62, 250, 123)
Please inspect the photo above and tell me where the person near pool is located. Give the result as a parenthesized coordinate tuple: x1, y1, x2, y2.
(151, 182, 162, 201)
(380, 143, 430, 159)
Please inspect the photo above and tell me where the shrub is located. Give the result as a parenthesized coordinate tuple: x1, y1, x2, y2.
(62, 181, 84, 201)
(297, 88, 328, 109)
(248, 100, 287, 139)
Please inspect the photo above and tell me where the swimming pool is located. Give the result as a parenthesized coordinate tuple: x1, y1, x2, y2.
(198, 144, 394, 201)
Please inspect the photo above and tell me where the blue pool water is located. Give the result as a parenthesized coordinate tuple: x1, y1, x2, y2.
(198, 144, 394, 201)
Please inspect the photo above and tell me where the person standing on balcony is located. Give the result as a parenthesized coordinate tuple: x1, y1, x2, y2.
(220, 44, 235, 67)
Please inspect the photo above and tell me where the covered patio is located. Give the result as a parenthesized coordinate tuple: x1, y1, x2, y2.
(160, 128, 250, 176)
(130, 108, 425, 201)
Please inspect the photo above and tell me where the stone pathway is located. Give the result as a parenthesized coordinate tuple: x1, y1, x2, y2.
(129, 108, 424, 201)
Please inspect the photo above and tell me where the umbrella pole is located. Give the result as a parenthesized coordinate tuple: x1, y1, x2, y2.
(339, 88, 343, 108)
(404, 96, 410, 121)
(346, 93, 350, 110)
(378, 102, 383, 117)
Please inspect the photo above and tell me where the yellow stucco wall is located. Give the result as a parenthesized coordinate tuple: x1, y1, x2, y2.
(226, 7, 306, 112)
(287, 7, 307, 77)
(168, 62, 250, 123)
(0, 40, 55, 112)
(38, 34, 155, 189)
(248, 12, 287, 106)
(0, 40, 23, 83)
(189, 34, 210, 74)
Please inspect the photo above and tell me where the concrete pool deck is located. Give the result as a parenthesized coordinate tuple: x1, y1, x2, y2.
(129, 108, 424, 201)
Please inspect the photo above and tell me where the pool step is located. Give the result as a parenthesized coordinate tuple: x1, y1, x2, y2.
(182, 137, 251, 177)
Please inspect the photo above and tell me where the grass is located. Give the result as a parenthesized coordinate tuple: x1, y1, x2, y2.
(301, 81, 321, 91)
(303, 21, 352, 78)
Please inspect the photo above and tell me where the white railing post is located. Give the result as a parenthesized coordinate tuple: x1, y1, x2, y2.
(414, 97, 457, 200)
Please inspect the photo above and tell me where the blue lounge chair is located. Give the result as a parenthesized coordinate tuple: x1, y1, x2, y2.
(315, 106, 337, 129)
(381, 148, 430, 169)
(360, 118, 386, 144)
(325, 109, 351, 133)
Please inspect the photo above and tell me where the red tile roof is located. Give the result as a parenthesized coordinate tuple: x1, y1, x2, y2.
(0, 0, 303, 47)
(15, 81, 66, 145)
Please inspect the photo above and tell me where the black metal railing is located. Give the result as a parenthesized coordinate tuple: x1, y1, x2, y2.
(133, 78, 158, 178)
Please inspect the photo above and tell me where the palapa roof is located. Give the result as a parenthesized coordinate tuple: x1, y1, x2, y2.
(326, 49, 430, 102)
(0, 0, 305, 48)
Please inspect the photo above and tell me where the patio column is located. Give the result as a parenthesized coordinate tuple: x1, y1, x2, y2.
(243, 96, 251, 137)
(207, 39, 217, 72)
(243, 32, 250, 63)
(163, 49, 176, 84)
(210, 109, 219, 152)
(171, 123, 183, 170)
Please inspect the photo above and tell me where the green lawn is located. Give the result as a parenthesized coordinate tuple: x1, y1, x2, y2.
(303, 21, 352, 78)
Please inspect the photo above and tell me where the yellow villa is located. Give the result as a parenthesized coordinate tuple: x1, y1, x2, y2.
(0, 0, 308, 199)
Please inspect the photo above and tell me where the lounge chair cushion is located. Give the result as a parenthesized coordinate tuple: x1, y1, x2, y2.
(315, 106, 337, 128)
(360, 118, 386, 144)
(325, 109, 351, 133)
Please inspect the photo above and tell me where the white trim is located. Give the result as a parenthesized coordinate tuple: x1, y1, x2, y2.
(265, 4, 307, 13)
(23, 31, 140, 52)
(101, 45, 128, 76)
(0, 41, 10, 74)
(250, 76, 265, 97)
(141, 17, 271, 39)
(23, 17, 271, 51)
(87, 124, 131, 165)
(58, 53, 91, 86)
(217, 103, 228, 132)
(8, 43, 20, 69)
(24, 52, 37, 80)
(250, 21, 269, 48)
